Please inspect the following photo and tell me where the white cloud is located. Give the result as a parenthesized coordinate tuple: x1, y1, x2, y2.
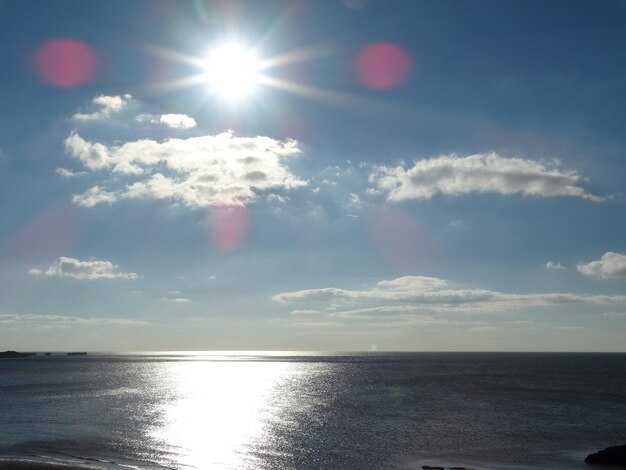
(578, 252, 626, 278)
(161, 297, 192, 303)
(370, 153, 603, 201)
(56, 168, 86, 178)
(136, 113, 197, 129)
(65, 130, 306, 207)
(30, 257, 139, 281)
(0, 313, 145, 326)
(273, 275, 626, 314)
(546, 261, 565, 270)
(71, 94, 132, 121)
(342, 192, 364, 212)
(377, 276, 448, 291)
(71, 186, 118, 207)
(290, 309, 324, 315)
(158, 114, 197, 129)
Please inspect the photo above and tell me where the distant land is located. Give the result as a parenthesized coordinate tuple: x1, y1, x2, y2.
(0, 351, 36, 358)
(0, 351, 88, 358)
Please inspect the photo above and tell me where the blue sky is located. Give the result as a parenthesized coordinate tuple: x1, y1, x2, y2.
(1, 0, 626, 351)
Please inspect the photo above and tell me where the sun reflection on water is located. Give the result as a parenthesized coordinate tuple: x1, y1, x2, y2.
(151, 358, 292, 470)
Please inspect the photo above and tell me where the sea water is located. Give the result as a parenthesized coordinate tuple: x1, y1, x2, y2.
(1, 352, 625, 470)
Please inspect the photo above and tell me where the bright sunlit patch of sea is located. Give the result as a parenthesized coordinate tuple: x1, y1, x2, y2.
(150, 359, 293, 469)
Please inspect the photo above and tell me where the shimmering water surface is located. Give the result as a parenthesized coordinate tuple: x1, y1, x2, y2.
(1, 353, 625, 470)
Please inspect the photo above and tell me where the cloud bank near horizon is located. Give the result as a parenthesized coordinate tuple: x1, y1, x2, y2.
(274, 275, 626, 323)
(0, 313, 146, 327)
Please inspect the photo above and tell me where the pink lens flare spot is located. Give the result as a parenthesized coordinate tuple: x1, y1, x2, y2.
(3, 206, 77, 262)
(206, 205, 249, 253)
(353, 43, 412, 90)
(32, 40, 97, 88)
(368, 206, 433, 268)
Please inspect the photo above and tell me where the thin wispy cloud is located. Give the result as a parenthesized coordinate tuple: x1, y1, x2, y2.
(546, 261, 565, 270)
(603, 312, 626, 317)
(30, 257, 139, 281)
(0, 313, 146, 326)
(160, 296, 192, 303)
(55, 168, 86, 178)
(370, 153, 603, 202)
(578, 252, 626, 278)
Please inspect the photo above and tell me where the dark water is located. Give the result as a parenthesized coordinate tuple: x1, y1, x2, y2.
(1, 353, 625, 470)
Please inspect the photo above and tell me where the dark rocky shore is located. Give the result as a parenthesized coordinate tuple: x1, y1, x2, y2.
(0, 462, 93, 470)
(585, 445, 626, 467)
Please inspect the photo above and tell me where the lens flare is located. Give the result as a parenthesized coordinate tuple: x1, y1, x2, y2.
(32, 39, 97, 88)
(205, 205, 249, 253)
(3, 206, 77, 262)
(368, 206, 432, 268)
(353, 43, 412, 90)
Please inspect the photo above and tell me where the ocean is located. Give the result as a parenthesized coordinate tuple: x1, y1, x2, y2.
(1, 352, 625, 470)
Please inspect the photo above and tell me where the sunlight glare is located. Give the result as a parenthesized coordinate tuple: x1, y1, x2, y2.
(152, 359, 291, 469)
(205, 43, 260, 101)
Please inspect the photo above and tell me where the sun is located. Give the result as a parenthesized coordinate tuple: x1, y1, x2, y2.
(205, 43, 261, 101)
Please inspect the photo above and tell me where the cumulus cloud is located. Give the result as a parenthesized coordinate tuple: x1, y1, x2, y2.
(136, 113, 197, 129)
(158, 114, 197, 129)
(546, 261, 565, 270)
(0, 314, 145, 326)
(71, 186, 118, 207)
(65, 130, 306, 207)
(30, 257, 139, 280)
(72, 94, 132, 121)
(577, 252, 626, 278)
(273, 275, 626, 315)
(370, 153, 603, 201)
